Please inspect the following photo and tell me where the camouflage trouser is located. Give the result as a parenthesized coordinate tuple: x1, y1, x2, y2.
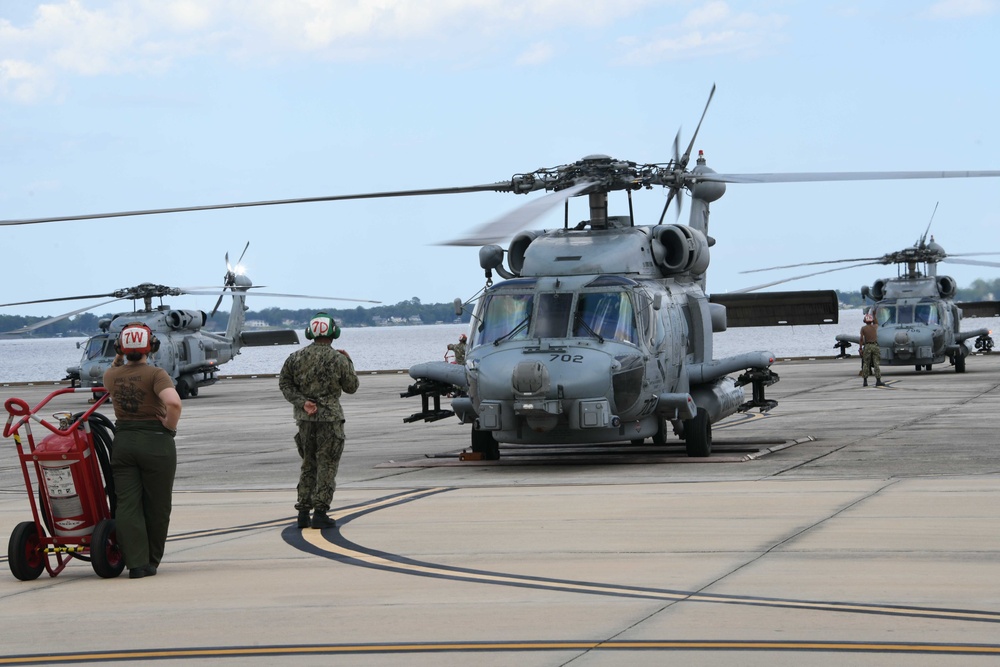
(294, 420, 346, 513)
(861, 342, 882, 380)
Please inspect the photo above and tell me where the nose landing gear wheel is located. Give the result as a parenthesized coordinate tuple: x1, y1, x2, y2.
(683, 409, 712, 457)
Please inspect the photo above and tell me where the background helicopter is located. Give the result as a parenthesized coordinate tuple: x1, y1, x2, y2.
(0, 246, 380, 398)
(736, 211, 999, 373)
(3, 88, 1000, 456)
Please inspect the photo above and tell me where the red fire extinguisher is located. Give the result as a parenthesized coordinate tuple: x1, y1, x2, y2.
(32, 414, 107, 539)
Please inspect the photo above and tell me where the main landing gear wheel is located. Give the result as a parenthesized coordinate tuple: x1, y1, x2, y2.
(684, 409, 712, 458)
(471, 429, 500, 460)
(90, 519, 125, 579)
(955, 354, 966, 373)
(8, 521, 45, 581)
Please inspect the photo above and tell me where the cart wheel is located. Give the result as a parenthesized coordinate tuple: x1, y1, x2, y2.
(8, 521, 45, 581)
(90, 519, 125, 579)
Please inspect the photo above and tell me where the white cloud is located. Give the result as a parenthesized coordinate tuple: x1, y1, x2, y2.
(515, 41, 555, 66)
(0, 59, 58, 103)
(618, 1, 789, 62)
(0, 0, 669, 102)
(922, 0, 998, 19)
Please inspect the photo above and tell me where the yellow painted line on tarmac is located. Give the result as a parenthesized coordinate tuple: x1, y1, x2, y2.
(3, 639, 1000, 663)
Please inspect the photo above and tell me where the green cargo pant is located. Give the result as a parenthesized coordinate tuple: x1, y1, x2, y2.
(111, 420, 177, 570)
(294, 420, 345, 513)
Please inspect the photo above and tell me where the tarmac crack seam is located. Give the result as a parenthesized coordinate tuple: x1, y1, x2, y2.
(771, 379, 1000, 477)
(283, 485, 1000, 625)
(582, 478, 906, 659)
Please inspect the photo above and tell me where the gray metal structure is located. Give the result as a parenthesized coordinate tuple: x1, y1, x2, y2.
(0, 247, 379, 397)
(739, 222, 999, 372)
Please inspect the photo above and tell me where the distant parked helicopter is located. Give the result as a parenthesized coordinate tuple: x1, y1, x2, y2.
(0, 247, 380, 397)
(738, 214, 999, 373)
(2, 87, 1000, 455)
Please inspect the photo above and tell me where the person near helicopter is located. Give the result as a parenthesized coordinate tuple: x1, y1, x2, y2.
(102, 322, 182, 579)
(279, 313, 359, 530)
(860, 311, 886, 387)
(446, 333, 468, 365)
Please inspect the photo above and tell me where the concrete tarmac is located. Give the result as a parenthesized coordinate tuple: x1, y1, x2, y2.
(1, 354, 999, 665)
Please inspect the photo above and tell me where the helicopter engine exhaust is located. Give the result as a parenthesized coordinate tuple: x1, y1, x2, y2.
(166, 309, 207, 330)
(651, 225, 710, 275)
(937, 276, 957, 299)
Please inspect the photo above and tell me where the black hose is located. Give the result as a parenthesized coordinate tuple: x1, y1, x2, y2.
(63, 412, 116, 562)
(77, 411, 117, 516)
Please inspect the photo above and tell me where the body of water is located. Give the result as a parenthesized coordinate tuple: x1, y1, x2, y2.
(2, 310, 998, 384)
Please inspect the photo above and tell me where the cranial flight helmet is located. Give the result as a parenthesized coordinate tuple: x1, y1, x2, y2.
(115, 322, 160, 355)
(459, 334, 467, 342)
(305, 312, 341, 340)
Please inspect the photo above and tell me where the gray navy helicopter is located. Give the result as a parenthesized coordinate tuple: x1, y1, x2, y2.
(737, 208, 999, 373)
(3, 86, 1000, 454)
(0, 245, 380, 398)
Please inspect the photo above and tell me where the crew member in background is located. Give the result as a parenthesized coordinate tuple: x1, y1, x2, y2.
(103, 322, 182, 579)
(860, 311, 886, 387)
(447, 333, 467, 365)
(279, 313, 359, 530)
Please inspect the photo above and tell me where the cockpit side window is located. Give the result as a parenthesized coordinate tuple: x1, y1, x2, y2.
(574, 291, 638, 345)
(534, 292, 573, 339)
(86, 338, 115, 361)
(875, 306, 894, 325)
(474, 293, 533, 347)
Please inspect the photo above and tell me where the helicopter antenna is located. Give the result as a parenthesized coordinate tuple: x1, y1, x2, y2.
(919, 202, 939, 247)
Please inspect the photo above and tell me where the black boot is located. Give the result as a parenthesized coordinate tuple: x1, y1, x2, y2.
(875, 379, 886, 387)
(297, 510, 311, 528)
(863, 378, 868, 387)
(311, 510, 336, 529)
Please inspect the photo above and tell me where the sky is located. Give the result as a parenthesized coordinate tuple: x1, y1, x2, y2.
(1, 0, 999, 320)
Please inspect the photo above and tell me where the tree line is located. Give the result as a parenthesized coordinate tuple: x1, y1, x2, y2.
(0, 297, 471, 337)
(3, 281, 998, 337)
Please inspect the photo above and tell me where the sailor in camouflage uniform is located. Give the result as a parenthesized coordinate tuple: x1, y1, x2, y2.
(279, 313, 359, 529)
(447, 333, 467, 365)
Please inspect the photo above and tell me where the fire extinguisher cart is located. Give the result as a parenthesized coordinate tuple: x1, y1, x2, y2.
(4, 387, 124, 580)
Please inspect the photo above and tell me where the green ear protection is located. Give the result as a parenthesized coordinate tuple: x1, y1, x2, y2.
(305, 312, 341, 340)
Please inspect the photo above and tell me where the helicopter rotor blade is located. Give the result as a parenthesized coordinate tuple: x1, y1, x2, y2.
(231, 291, 381, 304)
(210, 294, 226, 318)
(235, 241, 250, 267)
(730, 262, 880, 293)
(2, 298, 125, 334)
(182, 288, 381, 304)
(0, 183, 514, 226)
(943, 257, 1000, 269)
(945, 251, 1000, 258)
(693, 169, 1000, 185)
(740, 256, 885, 274)
(679, 83, 716, 167)
(0, 292, 119, 308)
(441, 180, 596, 246)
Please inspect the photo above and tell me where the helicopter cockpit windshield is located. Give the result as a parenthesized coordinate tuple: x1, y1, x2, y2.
(876, 302, 941, 326)
(473, 277, 643, 348)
